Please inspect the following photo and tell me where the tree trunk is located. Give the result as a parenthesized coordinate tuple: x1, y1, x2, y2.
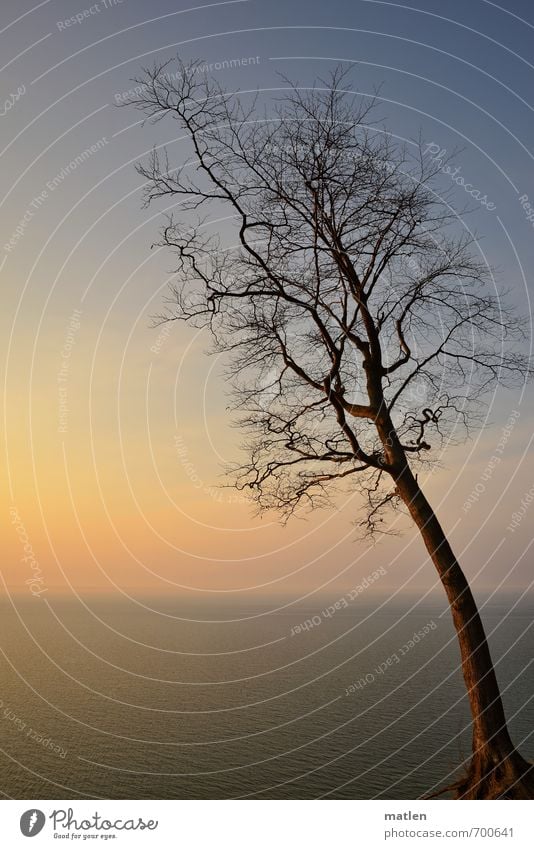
(393, 462, 534, 799)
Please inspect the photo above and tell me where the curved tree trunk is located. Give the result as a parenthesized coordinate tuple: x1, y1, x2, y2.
(394, 463, 534, 798)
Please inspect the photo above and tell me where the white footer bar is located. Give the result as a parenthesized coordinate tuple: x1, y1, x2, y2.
(2, 799, 532, 848)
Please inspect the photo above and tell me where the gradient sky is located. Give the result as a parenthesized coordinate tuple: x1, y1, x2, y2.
(2, 0, 534, 602)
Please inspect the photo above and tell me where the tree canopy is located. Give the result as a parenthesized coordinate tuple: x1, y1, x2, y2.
(129, 61, 530, 530)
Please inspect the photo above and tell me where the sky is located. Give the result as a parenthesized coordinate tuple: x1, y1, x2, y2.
(2, 0, 534, 602)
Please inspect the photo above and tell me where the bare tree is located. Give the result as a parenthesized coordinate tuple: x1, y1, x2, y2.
(128, 60, 533, 798)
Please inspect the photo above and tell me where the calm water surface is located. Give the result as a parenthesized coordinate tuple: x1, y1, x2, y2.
(0, 594, 532, 799)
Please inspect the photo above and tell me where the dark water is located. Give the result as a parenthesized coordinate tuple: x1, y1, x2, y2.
(0, 593, 532, 799)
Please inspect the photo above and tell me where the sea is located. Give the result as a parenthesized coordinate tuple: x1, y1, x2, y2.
(0, 593, 532, 799)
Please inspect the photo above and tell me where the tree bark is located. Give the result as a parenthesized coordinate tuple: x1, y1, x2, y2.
(393, 461, 533, 798)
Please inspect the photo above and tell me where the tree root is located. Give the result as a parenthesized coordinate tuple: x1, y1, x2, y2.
(433, 749, 534, 800)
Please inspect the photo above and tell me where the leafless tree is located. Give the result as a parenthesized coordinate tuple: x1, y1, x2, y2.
(128, 60, 533, 798)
